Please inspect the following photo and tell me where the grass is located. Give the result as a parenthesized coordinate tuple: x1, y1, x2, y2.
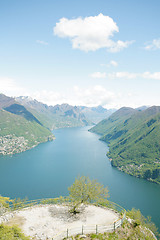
(0, 224, 30, 240)
(68, 220, 157, 240)
(0, 109, 54, 153)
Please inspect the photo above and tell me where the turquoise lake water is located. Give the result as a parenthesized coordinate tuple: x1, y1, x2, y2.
(0, 126, 160, 230)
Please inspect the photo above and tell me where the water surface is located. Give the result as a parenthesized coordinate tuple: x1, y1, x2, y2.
(0, 126, 160, 230)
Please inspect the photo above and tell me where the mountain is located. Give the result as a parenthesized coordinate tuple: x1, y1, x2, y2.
(77, 105, 116, 124)
(89, 107, 138, 135)
(89, 106, 160, 184)
(0, 94, 54, 155)
(136, 106, 149, 111)
(49, 103, 93, 128)
(16, 96, 57, 129)
(16, 97, 92, 129)
(5, 104, 42, 125)
(0, 94, 16, 109)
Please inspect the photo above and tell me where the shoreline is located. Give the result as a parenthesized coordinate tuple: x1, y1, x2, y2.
(0, 134, 55, 156)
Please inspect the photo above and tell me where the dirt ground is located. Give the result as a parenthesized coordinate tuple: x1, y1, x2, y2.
(0, 204, 119, 240)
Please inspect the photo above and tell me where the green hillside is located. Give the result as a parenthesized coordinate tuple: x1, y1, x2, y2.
(22, 106, 57, 130)
(89, 107, 137, 135)
(0, 94, 54, 155)
(90, 106, 160, 184)
(4, 103, 42, 125)
(0, 110, 54, 155)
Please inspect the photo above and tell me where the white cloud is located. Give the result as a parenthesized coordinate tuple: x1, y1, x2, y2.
(110, 60, 118, 67)
(108, 40, 134, 53)
(108, 72, 138, 79)
(30, 85, 116, 108)
(145, 39, 160, 50)
(54, 13, 133, 52)
(142, 72, 160, 80)
(32, 90, 66, 106)
(0, 76, 115, 108)
(36, 40, 48, 45)
(73, 85, 115, 107)
(90, 72, 106, 79)
(0, 77, 25, 96)
(108, 71, 160, 80)
(101, 60, 118, 68)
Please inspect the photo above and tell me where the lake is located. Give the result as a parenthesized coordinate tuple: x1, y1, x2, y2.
(0, 126, 160, 230)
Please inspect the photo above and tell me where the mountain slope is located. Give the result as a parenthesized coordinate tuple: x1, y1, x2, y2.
(5, 104, 42, 125)
(77, 105, 116, 124)
(0, 94, 16, 109)
(0, 94, 54, 155)
(15, 97, 54, 129)
(89, 107, 138, 135)
(90, 106, 160, 183)
(50, 103, 93, 128)
(16, 97, 92, 129)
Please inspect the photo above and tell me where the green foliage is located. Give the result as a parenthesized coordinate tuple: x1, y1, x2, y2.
(68, 176, 109, 213)
(0, 109, 54, 154)
(89, 107, 136, 135)
(0, 224, 30, 240)
(40, 196, 69, 205)
(0, 193, 157, 240)
(0, 195, 13, 208)
(4, 104, 42, 125)
(12, 197, 28, 210)
(71, 220, 156, 239)
(90, 106, 160, 184)
(127, 208, 159, 236)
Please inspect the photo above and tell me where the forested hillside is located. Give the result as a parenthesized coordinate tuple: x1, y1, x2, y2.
(0, 94, 54, 155)
(89, 107, 137, 135)
(90, 106, 160, 184)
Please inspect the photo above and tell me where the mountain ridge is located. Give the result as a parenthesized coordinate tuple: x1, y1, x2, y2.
(0, 94, 54, 155)
(16, 96, 114, 129)
(89, 105, 160, 184)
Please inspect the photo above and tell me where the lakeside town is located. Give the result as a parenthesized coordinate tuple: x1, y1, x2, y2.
(0, 135, 29, 155)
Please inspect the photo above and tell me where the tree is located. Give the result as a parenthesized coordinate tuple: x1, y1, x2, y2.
(0, 195, 13, 215)
(127, 208, 159, 236)
(68, 176, 109, 214)
(0, 195, 12, 208)
(143, 169, 152, 179)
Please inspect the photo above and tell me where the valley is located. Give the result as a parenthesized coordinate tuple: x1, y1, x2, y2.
(0, 94, 113, 155)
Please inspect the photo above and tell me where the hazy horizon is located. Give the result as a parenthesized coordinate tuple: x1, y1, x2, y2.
(1, 0, 160, 109)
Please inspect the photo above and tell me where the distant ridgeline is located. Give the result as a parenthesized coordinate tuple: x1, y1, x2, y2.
(0, 94, 114, 155)
(16, 96, 93, 130)
(16, 96, 115, 128)
(89, 106, 160, 184)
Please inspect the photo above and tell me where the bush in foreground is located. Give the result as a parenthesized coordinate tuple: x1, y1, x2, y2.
(68, 220, 156, 240)
(0, 224, 30, 240)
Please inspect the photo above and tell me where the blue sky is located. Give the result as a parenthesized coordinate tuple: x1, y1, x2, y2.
(1, 0, 160, 108)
